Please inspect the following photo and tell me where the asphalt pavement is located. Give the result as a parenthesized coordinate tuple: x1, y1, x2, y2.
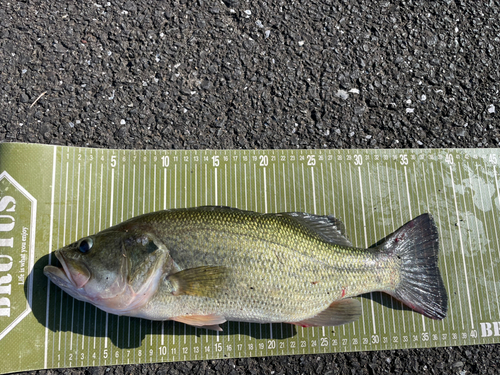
(1, 0, 499, 374)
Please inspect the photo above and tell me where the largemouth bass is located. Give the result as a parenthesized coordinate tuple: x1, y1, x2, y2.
(44, 206, 447, 330)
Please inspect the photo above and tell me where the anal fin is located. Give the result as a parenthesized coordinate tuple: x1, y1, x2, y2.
(288, 298, 362, 327)
(173, 314, 226, 331)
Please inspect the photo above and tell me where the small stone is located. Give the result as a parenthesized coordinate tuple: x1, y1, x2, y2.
(201, 79, 213, 90)
(335, 90, 349, 100)
(54, 42, 68, 53)
(354, 106, 366, 115)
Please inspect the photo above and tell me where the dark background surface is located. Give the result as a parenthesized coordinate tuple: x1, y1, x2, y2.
(1, 0, 499, 373)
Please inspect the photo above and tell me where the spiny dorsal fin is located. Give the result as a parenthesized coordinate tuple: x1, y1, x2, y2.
(282, 212, 352, 247)
(168, 266, 230, 297)
(174, 206, 353, 247)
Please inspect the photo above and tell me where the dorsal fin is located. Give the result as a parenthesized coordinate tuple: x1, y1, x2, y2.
(281, 212, 352, 247)
(177, 206, 353, 247)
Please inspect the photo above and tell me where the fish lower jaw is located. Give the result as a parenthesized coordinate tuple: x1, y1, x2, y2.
(54, 252, 90, 289)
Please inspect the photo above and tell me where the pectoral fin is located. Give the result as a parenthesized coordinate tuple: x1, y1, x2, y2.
(168, 266, 230, 297)
(173, 314, 226, 331)
(288, 298, 362, 327)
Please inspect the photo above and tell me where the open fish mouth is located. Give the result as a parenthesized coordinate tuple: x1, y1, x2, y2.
(44, 251, 90, 289)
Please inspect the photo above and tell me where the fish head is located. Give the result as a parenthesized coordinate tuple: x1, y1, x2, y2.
(44, 229, 170, 315)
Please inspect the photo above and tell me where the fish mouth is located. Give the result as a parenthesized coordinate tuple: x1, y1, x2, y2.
(44, 251, 90, 289)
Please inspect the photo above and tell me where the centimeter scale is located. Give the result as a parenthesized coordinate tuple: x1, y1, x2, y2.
(0, 143, 499, 373)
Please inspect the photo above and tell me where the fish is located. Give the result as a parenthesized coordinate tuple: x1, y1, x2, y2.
(43, 206, 448, 331)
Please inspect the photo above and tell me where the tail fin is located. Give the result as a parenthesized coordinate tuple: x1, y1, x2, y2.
(375, 214, 448, 320)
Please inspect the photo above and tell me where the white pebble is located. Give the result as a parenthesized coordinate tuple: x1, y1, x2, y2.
(406, 108, 415, 113)
(265, 30, 271, 38)
(348, 88, 360, 94)
(120, 119, 126, 125)
(421, 94, 426, 101)
(488, 104, 495, 113)
(335, 90, 349, 100)
(298, 40, 305, 46)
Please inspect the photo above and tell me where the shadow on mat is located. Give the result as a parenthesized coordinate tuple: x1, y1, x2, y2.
(28, 255, 418, 349)
(28, 255, 299, 348)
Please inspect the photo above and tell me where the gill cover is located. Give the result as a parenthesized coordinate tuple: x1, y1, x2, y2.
(44, 229, 170, 315)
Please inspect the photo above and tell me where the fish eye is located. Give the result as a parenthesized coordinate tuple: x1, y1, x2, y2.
(78, 238, 93, 254)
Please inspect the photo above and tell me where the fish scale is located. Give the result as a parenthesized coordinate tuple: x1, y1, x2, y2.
(143, 208, 351, 321)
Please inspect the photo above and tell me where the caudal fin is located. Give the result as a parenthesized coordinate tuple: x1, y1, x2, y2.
(376, 214, 448, 320)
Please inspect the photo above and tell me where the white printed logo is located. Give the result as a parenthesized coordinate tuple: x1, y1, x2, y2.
(480, 322, 500, 338)
(0, 171, 37, 341)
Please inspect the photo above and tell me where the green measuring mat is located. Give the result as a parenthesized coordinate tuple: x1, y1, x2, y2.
(0, 142, 499, 373)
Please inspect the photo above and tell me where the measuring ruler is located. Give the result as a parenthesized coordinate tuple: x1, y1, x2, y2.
(0, 143, 499, 374)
